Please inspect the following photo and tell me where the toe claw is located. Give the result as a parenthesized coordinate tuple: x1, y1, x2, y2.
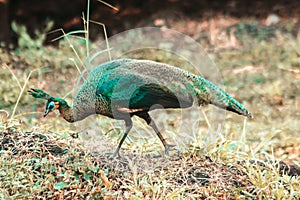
(164, 144, 176, 157)
(105, 150, 121, 158)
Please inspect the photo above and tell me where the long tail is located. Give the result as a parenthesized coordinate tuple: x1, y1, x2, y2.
(193, 76, 253, 119)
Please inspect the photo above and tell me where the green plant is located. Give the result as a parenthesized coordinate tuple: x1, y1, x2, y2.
(11, 20, 54, 50)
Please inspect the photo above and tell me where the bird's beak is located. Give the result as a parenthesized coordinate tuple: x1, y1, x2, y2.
(44, 109, 50, 117)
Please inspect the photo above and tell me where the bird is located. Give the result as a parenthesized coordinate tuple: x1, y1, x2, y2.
(28, 58, 252, 157)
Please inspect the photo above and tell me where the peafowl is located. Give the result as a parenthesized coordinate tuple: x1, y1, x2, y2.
(28, 58, 252, 157)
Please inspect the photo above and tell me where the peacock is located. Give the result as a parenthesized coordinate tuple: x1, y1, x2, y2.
(28, 58, 252, 157)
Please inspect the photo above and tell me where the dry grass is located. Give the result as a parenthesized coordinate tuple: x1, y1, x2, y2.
(0, 120, 299, 199)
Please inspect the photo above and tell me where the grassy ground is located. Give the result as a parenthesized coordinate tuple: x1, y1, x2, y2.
(0, 17, 299, 199)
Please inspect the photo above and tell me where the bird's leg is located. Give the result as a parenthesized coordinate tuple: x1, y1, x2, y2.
(112, 119, 133, 157)
(149, 120, 171, 156)
(137, 112, 173, 156)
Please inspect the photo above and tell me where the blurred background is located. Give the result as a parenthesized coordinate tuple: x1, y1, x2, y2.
(1, 0, 300, 45)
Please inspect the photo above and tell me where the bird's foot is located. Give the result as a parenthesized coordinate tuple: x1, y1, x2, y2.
(113, 151, 121, 158)
(164, 144, 176, 157)
(104, 151, 121, 159)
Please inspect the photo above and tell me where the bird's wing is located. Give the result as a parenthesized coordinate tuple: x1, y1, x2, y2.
(96, 73, 193, 111)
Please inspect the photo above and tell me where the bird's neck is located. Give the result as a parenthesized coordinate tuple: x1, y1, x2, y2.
(59, 105, 75, 123)
(55, 99, 75, 123)
(56, 98, 95, 123)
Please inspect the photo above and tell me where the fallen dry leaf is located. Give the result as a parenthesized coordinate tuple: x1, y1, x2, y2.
(100, 170, 112, 188)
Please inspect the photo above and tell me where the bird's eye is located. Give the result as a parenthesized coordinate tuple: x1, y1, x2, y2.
(47, 101, 55, 111)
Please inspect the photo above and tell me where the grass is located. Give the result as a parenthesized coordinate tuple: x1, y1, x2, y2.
(0, 6, 299, 199)
(0, 122, 299, 199)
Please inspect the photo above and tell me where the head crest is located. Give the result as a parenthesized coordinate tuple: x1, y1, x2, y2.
(28, 88, 53, 100)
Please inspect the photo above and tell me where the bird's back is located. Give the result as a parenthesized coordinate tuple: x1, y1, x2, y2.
(73, 58, 252, 120)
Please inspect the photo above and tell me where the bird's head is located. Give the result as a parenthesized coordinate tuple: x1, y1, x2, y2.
(28, 88, 63, 117)
(44, 99, 60, 117)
